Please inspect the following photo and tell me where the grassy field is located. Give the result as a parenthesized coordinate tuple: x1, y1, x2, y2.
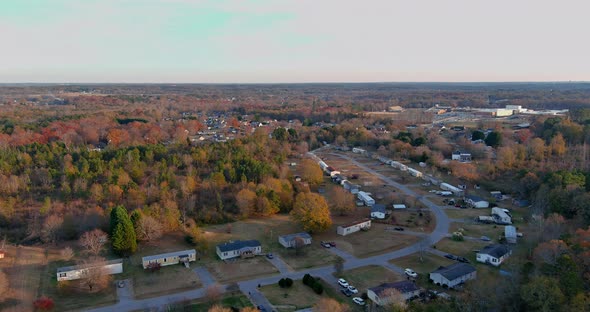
(390, 253, 454, 275)
(449, 222, 504, 241)
(445, 208, 489, 220)
(434, 238, 489, 262)
(260, 278, 357, 312)
(273, 243, 340, 270)
(178, 292, 253, 312)
(334, 265, 402, 293)
(391, 210, 436, 232)
(205, 256, 278, 284)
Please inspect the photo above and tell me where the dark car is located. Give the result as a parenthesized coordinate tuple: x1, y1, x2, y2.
(444, 254, 457, 260)
(329, 242, 336, 247)
(341, 288, 353, 297)
(394, 227, 405, 231)
(266, 253, 274, 259)
(257, 306, 266, 311)
(457, 257, 469, 263)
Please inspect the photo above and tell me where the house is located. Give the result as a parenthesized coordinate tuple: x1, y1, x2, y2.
(142, 249, 197, 269)
(407, 168, 423, 178)
(429, 263, 477, 288)
(371, 204, 387, 219)
(56, 259, 123, 282)
(278, 232, 312, 248)
(216, 240, 262, 260)
(337, 219, 371, 236)
(357, 191, 375, 206)
(393, 204, 407, 210)
(476, 244, 512, 266)
(343, 181, 360, 194)
(368, 281, 421, 306)
(451, 151, 472, 162)
(492, 207, 512, 225)
(464, 195, 489, 209)
(490, 191, 503, 200)
(505, 226, 517, 244)
(440, 183, 464, 196)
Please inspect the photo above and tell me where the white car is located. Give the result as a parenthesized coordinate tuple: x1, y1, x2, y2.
(338, 278, 349, 288)
(347, 285, 358, 294)
(405, 268, 418, 278)
(352, 297, 365, 306)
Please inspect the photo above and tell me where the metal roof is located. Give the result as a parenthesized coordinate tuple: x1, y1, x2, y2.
(142, 249, 196, 262)
(371, 204, 386, 213)
(57, 259, 123, 273)
(369, 281, 419, 295)
(478, 244, 510, 258)
(278, 232, 312, 242)
(431, 263, 476, 281)
(217, 240, 261, 252)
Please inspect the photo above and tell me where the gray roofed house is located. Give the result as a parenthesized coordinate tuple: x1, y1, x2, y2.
(142, 249, 196, 269)
(465, 195, 489, 208)
(430, 263, 476, 288)
(216, 240, 262, 260)
(476, 244, 511, 266)
(371, 204, 387, 219)
(278, 232, 312, 248)
(368, 281, 421, 306)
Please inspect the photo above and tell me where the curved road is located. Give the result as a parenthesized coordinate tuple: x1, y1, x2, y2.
(86, 151, 451, 312)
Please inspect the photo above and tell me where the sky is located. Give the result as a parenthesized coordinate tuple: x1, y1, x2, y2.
(0, 0, 589, 83)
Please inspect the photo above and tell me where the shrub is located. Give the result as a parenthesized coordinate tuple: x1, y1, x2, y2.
(278, 278, 285, 288)
(146, 262, 162, 273)
(451, 232, 464, 241)
(361, 292, 368, 300)
(312, 282, 323, 294)
(33, 297, 54, 310)
(285, 278, 293, 287)
(303, 274, 313, 286)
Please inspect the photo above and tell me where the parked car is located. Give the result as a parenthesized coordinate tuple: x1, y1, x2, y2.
(341, 288, 353, 297)
(457, 257, 469, 263)
(347, 285, 358, 294)
(266, 253, 274, 259)
(480, 236, 491, 241)
(444, 254, 457, 260)
(321, 241, 331, 248)
(405, 268, 418, 278)
(117, 280, 125, 288)
(352, 297, 366, 306)
(394, 227, 405, 231)
(257, 306, 266, 312)
(338, 278, 349, 288)
(329, 241, 336, 247)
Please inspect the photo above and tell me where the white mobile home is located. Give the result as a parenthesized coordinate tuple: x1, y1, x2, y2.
(429, 263, 476, 288)
(476, 244, 511, 266)
(57, 259, 123, 282)
(492, 207, 512, 225)
(465, 195, 489, 209)
(393, 204, 407, 209)
(357, 191, 375, 206)
(337, 219, 371, 236)
(278, 232, 312, 248)
(440, 183, 464, 196)
(407, 168, 423, 178)
(142, 250, 197, 269)
(216, 240, 262, 260)
(370, 204, 387, 219)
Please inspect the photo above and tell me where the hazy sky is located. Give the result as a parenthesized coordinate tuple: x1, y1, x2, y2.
(1, 0, 589, 83)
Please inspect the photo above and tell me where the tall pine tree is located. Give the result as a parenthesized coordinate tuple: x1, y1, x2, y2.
(110, 206, 137, 255)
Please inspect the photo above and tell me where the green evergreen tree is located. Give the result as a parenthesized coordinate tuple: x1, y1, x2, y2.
(110, 206, 137, 255)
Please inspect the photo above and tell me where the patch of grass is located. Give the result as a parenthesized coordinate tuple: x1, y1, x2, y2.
(449, 222, 503, 241)
(434, 238, 489, 261)
(390, 253, 454, 275)
(133, 264, 202, 299)
(445, 208, 488, 220)
(206, 257, 278, 284)
(178, 293, 253, 312)
(334, 265, 402, 293)
(273, 243, 339, 270)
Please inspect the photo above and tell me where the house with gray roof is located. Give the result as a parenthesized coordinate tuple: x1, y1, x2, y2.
(370, 204, 387, 219)
(278, 232, 312, 248)
(476, 244, 511, 266)
(142, 249, 196, 269)
(464, 195, 489, 208)
(216, 240, 261, 260)
(429, 263, 476, 288)
(368, 281, 421, 306)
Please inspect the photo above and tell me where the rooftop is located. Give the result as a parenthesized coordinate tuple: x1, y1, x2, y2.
(57, 259, 123, 273)
(278, 232, 312, 241)
(478, 244, 510, 258)
(431, 263, 476, 281)
(371, 204, 386, 213)
(369, 280, 419, 296)
(217, 240, 261, 252)
(142, 249, 196, 262)
(339, 218, 371, 228)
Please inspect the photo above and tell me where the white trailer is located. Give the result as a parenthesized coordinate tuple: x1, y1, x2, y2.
(318, 161, 328, 171)
(440, 183, 463, 196)
(407, 168, 423, 178)
(357, 191, 375, 206)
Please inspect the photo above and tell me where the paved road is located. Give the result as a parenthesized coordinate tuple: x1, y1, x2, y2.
(86, 150, 452, 312)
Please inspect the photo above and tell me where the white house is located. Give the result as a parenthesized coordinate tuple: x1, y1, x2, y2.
(278, 232, 312, 248)
(216, 240, 262, 260)
(476, 244, 511, 266)
(368, 281, 421, 306)
(440, 183, 464, 196)
(353, 147, 366, 154)
(142, 250, 197, 269)
(492, 207, 512, 225)
(357, 191, 375, 206)
(393, 204, 407, 210)
(57, 259, 123, 282)
(370, 204, 387, 219)
(451, 151, 472, 162)
(429, 263, 476, 288)
(464, 195, 489, 209)
(505, 226, 517, 244)
(337, 219, 371, 236)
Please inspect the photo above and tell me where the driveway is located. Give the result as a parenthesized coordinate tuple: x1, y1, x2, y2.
(193, 266, 216, 287)
(265, 254, 293, 274)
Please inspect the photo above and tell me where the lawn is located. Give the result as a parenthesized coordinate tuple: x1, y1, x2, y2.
(390, 210, 436, 232)
(445, 208, 489, 220)
(434, 238, 489, 261)
(389, 253, 454, 275)
(177, 292, 253, 312)
(449, 222, 504, 241)
(273, 243, 340, 270)
(260, 278, 356, 312)
(334, 265, 402, 293)
(205, 256, 278, 284)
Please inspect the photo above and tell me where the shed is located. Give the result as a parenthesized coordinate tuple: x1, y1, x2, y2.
(57, 259, 123, 281)
(278, 232, 312, 248)
(505, 226, 517, 244)
(429, 263, 476, 288)
(337, 219, 371, 236)
(142, 249, 197, 269)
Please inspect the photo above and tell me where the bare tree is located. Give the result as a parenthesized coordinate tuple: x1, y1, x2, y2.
(293, 236, 306, 256)
(78, 257, 111, 293)
(313, 297, 349, 312)
(205, 284, 223, 302)
(379, 288, 408, 311)
(61, 247, 74, 261)
(80, 229, 108, 255)
(208, 305, 231, 312)
(136, 215, 163, 242)
(41, 215, 63, 244)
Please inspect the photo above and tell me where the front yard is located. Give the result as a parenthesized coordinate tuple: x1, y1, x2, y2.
(205, 256, 278, 284)
(334, 265, 402, 294)
(389, 253, 454, 275)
